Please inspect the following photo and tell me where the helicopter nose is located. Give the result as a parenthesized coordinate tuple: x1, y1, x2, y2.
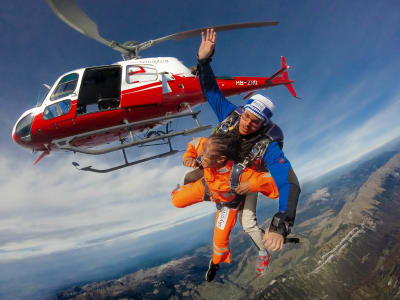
(12, 121, 25, 148)
(12, 113, 34, 148)
(12, 130, 19, 144)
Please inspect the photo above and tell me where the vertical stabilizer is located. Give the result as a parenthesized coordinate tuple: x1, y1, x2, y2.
(281, 56, 300, 99)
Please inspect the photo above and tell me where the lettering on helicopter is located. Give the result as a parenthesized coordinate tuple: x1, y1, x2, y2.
(235, 80, 258, 86)
(135, 59, 170, 64)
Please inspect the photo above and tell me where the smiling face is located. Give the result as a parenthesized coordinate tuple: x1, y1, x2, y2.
(238, 110, 263, 135)
(200, 138, 228, 169)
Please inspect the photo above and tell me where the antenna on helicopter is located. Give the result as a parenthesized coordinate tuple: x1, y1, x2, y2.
(46, 0, 279, 60)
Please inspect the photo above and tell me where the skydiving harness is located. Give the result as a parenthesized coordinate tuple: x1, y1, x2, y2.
(214, 108, 242, 135)
(229, 138, 271, 191)
(214, 107, 272, 190)
(201, 177, 245, 210)
(203, 107, 273, 210)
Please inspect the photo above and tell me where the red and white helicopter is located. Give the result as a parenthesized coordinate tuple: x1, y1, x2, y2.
(12, 0, 298, 173)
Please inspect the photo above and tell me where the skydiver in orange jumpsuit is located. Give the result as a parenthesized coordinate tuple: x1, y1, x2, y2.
(171, 134, 279, 282)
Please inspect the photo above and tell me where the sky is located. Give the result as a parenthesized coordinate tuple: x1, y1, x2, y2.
(0, 0, 400, 284)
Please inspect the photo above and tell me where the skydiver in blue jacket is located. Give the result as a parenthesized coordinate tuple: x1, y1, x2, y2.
(197, 28, 301, 278)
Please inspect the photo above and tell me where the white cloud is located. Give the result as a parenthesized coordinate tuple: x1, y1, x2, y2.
(0, 152, 215, 260)
(309, 187, 330, 202)
(295, 93, 400, 181)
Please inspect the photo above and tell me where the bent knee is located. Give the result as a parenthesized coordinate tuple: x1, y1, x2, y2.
(241, 216, 259, 232)
(171, 193, 186, 208)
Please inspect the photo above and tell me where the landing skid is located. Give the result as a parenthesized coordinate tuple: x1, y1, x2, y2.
(72, 149, 178, 173)
(60, 104, 212, 172)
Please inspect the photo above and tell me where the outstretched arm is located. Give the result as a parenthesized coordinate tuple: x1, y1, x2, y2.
(197, 29, 237, 122)
(198, 28, 216, 60)
(261, 141, 301, 251)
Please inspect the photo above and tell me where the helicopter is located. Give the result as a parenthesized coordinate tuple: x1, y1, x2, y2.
(12, 0, 298, 173)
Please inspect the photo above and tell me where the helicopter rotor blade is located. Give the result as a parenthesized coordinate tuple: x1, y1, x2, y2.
(46, 0, 130, 56)
(46, 1, 279, 59)
(139, 21, 279, 50)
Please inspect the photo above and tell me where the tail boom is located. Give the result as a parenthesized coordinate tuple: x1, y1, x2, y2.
(266, 56, 300, 99)
(215, 56, 300, 99)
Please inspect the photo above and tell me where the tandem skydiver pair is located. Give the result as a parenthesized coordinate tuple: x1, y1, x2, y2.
(171, 28, 301, 282)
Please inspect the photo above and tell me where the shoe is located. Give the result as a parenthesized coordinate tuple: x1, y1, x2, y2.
(205, 259, 219, 282)
(256, 251, 271, 277)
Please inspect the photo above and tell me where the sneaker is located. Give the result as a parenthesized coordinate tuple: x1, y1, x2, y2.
(256, 251, 271, 277)
(205, 259, 219, 282)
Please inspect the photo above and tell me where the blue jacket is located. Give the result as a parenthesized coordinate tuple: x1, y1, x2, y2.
(198, 62, 300, 224)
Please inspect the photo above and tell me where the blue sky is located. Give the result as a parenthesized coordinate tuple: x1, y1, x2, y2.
(0, 0, 399, 278)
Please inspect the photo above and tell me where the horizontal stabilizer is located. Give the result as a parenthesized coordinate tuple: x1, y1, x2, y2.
(281, 56, 301, 99)
(285, 83, 299, 98)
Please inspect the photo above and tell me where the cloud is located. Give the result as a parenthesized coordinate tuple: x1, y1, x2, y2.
(309, 187, 330, 202)
(0, 152, 214, 260)
(295, 92, 400, 181)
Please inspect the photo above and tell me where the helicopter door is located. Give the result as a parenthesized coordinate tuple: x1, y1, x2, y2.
(77, 66, 122, 114)
(36, 73, 79, 138)
(121, 64, 162, 107)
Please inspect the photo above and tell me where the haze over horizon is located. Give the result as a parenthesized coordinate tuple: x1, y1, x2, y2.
(1, 0, 399, 279)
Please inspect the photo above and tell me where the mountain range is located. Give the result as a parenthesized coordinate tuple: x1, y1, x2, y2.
(56, 137, 400, 299)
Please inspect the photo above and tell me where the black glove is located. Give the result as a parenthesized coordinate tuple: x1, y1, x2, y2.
(269, 212, 291, 238)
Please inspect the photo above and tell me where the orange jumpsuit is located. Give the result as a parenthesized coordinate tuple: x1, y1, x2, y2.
(172, 137, 279, 265)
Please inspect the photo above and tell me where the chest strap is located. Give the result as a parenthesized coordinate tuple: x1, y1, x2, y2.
(201, 178, 211, 202)
(215, 107, 242, 134)
(229, 138, 271, 191)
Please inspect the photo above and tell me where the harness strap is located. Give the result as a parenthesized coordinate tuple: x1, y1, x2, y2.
(230, 163, 245, 191)
(202, 176, 244, 210)
(215, 195, 244, 210)
(215, 107, 242, 134)
(229, 138, 271, 191)
(223, 194, 245, 209)
(201, 178, 211, 202)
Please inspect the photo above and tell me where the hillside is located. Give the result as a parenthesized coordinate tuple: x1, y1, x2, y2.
(57, 152, 400, 299)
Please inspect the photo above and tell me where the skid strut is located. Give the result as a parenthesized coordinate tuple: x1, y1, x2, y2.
(63, 105, 211, 172)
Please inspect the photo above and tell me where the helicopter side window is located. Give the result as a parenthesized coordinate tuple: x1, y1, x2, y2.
(43, 100, 72, 120)
(59, 100, 72, 114)
(126, 65, 158, 84)
(50, 73, 79, 101)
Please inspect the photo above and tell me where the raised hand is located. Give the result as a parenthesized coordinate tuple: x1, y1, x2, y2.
(198, 28, 216, 60)
(183, 157, 197, 168)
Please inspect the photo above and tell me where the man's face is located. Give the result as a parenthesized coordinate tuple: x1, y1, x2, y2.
(200, 139, 226, 168)
(239, 110, 263, 135)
